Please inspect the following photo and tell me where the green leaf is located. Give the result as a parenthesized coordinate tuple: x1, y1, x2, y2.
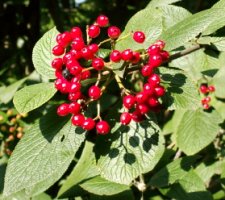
(32, 193, 52, 200)
(166, 170, 213, 200)
(90, 191, 134, 200)
(147, 0, 182, 8)
(0, 78, 27, 104)
(96, 49, 111, 59)
(213, 64, 225, 99)
(160, 67, 201, 110)
(176, 109, 222, 155)
(32, 27, 60, 79)
(96, 119, 165, 185)
(149, 156, 197, 187)
(3, 108, 85, 197)
(13, 83, 57, 114)
(211, 97, 225, 119)
(160, 8, 225, 51)
(80, 176, 131, 196)
(57, 141, 99, 198)
(198, 37, 225, 51)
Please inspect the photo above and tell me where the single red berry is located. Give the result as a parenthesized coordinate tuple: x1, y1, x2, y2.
(82, 118, 95, 130)
(148, 97, 159, 107)
(200, 85, 208, 94)
(88, 43, 99, 54)
(107, 26, 121, 39)
(136, 103, 150, 115)
(131, 52, 140, 64)
(70, 49, 82, 59)
(96, 120, 110, 135)
(81, 70, 91, 80)
(149, 54, 163, 68)
(81, 47, 94, 60)
(110, 50, 121, 62)
(154, 86, 166, 97)
(96, 15, 109, 27)
(208, 85, 215, 92)
(135, 92, 149, 104)
(120, 112, 131, 125)
(71, 114, 85, 126)
(141, 64, 153, 77)
(71, 37, 85, 51)
(148, 74, 161, 86)
(121, 49, 133, 61)
(123, 95, 136, 109)
(55, 70, 63, 79)
(147, 45, 161, 55)
(143, 83, 155, 96)
(57, 103, 70, 116)
(133, 31, 145, 43)
(59, 80, 71, 93)
(132, 110, 145, 122)
(88, 25, 100, 38)
(88, 85, 101, 100)
(56, 33, 63, 44)
(70, 27, 83, 38)
(67, 61, 83, 76)
(92, 57, 105, 70)
(201, 96, 211, 104)
(71, 76, 81, 83)
(203, 103, 210, 110)
(63, 52, 75, 64)
(52, 45, 65, 56)
(51, 58, 63, 70)
(68, 102, 81, 114)
(70, 82, 81, 93)
(60, 31, 72, 47)
(155, 40, 165, 49)
(68, 92, 82, 101)
(160, 50, 170, 61)
(54, 78, 63, 91)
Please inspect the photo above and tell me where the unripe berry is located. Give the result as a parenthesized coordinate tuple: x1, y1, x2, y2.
(110, 50, 121, 62)
(52, 45, 65, 56)
(120, 112, 131, 125)
(82, 118, 95, 130)
(68, 102, 81, 114)
(88, 25, 100, 38)
(121, 49, 133, 61)
(123, 95, 136, 109)
(107, 26, 121, 39)
(57, 103, 70, 116)
(72, 114, 85, 126)
(133, 31, 145, 43)
(96, 120, 110, 135)
(88, 85, 101, 100)
(96, 15, 109, 27)
(51, 58, 63, 70)
(141, 64, 153, 77)
(92, 57, 105, 70)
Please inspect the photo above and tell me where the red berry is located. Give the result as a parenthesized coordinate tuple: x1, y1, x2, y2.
(63, 52, 75, 64)
(82, 118, 95, 130)
(70, 27, 83, 38)
(71, 114, 85, 126)
(149, 54, 163, 68)
(96, 15, 109, 27)
(200, 85, 208, 94)
(70, 82, 81, 93)
(155, 40, 165, 49)
(52, 45, 65, 56)
(143, 83, 155, 96)
(96, 120, 110, 135)
(120, 112, 131, 125)
(68, 102, 81, 114)
(148, 74, 161, 86)
(68, 92, 82, 101)
(136, 103, 150, 115)
(131, 52, 140, 64)
(141, 64, 153, 77)
(55, 78, 70, 93)
(81, 47, 94, 60)
(203, 103, 210, 110)
(55, 70, 63, 79)
(154, 86, 165, 97)
(51, 58, 63, 70)
(133, 31, 145, 43)
(201, 96, 211, 104)
(71, 37, 85, 51)
(132, 110, 145, 122)
(88, 43, 99, 54)
(160, 50, 170, 61)
(107, 26, 121, 39)
(88, 85, 101, 100)
(71, 76, 81, 83)
(110, 50, 121, 62)
(60, 31, 72, 47)
(135, 92, 149, 104)
(67, 61, 83, 76)
(88, 25, 100, 38)
(81, 70, 91, 80)
(57, 103, 70, 116)
(92, 57, 105, 70)
(121, 49, 133, 61)
(208, 85, 215, 92)
(148, 97, 159, 107)
(70, 49, 82, 60)
(147, 45, 161, 55)
(123, 95, 136, 109)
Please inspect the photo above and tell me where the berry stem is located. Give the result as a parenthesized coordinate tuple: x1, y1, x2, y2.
(115, 74, 131, 95)
(116, 32, 132, 43)
(86, 25, 92, 45)
(94, 100, 102, 121)
(95, 71, 102, 86)
(101, 74, 114, 92)
(82, 67, 94, 72)
(98, 38, 112, 47)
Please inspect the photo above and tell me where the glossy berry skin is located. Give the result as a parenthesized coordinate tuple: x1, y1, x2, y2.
(131, 52, 140, 64)
(135, 92, 149, 104)
(82, 118, 95, 130)
(92, 57, 105, 70)
(141, 64, 153, 77)
(148, 97, 159, 107)
(136, 103, 150, 115)
(143, 83, 155, 96)
(71, 114, 85, 126)
(149, 54, 163, 68)
(81, 70, 91, 80)
(81, 47, 94, 60)
(147, 45, 161, 55)
(60, 31, 72, 47)
(88, 85, 101, 100)
(132, 110, 144, 122)
(110, 50, 121, 62)
(88, 43, 99, 54)
(160, 50, 170, 61)
(155, 40, 165, 49)
(57, 103, 70, 116)
(120, 112, 131, 125)
(148, 74, 161, 86)
(68, 92, 82, 101)
(70, 82, 81, 93)
(203, 103, 210, 110)
(68, 102, 81, 114)
(201, 96, 211, 104)
(121, 49, 133, 61)
(96, 121, 110, 135)
(71, 37, 85, 51)
(96, 15, 109, 27)
(107, 26, 121, 39)
(52, 45, 65, 56)
(123, 95, 136, 109)
(200, 85, 208, 94)
(208, 85, 215, 92)
(133, 31, 145, 43)
(70, 27, 83, 38)
(51, 58, 63, 70)
(88, 25, 100, 38)
(154, 86, 166, 97)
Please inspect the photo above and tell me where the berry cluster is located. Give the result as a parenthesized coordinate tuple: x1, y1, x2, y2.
(199, 84, 215, 109)
(120, 41, 169, 125)
(51, 14, 169, 135)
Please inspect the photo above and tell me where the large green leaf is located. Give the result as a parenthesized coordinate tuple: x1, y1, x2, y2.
(213, 64, 225, 99)
(147, 0, 182, 8)
(32, 27, 59, 79)
(96, 118, 165, 185)
(160, 8, 225, 51)
(80, 176, 131, 196)
(3, 109, 85, 197)
(13, 83, 57, 114)
(149, 156, 197, 187)
(198, 37, 225, 52)
(0, 78, 27, 104)
(176, 109, 222, 155)
(57, 141, 99, 198)
(160, 67, 201, 110)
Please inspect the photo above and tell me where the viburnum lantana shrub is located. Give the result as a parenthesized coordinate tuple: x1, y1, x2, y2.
(3, 0, 225, 199)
